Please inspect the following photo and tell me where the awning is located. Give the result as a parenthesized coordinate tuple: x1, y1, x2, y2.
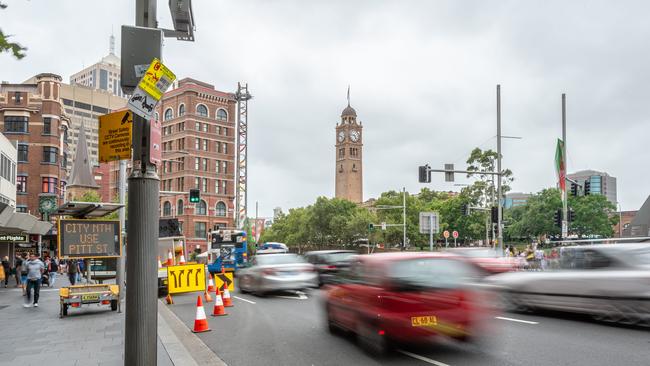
(0, 203, 53, 236)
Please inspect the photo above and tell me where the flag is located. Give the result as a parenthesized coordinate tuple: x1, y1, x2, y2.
(555, 139, 566, 191)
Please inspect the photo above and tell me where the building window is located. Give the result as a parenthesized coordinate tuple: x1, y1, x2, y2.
(196, 200, 207, 215)
(155, 112, 159, 121)
(4, 116, 28, 133)
(223, 127, 228, 136)
(221, 180, 227, 195)
(202, 158, 208, 171)
(215, 180, 220, 193)
(178, 104, 185, 116)
(195, 122, 200, 131)
(222, 161, 227, 174)
(42, 177, 58, 194)
(215, 202, 226, 217)
(16, 205, 27, 213)
(223, 143, 227, 154)
(194, 157, 200, 170)
(163, 201, 171, 216)
(177, 199, 184, 215)
(42, 147, 58, 164)
(14, 91, 22, 104)
(43, 117, 52, 135)
(203, 139, 208, 151)
(203, 123, 208, 133)
(195, 177, 200, 188)
(17, 144, 28, 162)
(194, 222, 207, 238)
(164, 108, 173, 121)
(216, 142, 221, 153)
(339, 148, 345, 158)
(60, 181, 66, 199)
(195, 138, 200, 150)
(216, 126, 221, 135)
(17, 175, 27, 193)
(202, 178, 208, 192)
(197, 104, 208, 118)
(62, 152, 68, 168)
(215, 160, 221, 173)
(63, 126, 69, 143)
(216, 109, 227, 121)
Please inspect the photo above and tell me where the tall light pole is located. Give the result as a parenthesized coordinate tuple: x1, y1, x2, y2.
(496, 85, 504, 256)
(562, 94, 568, 239)
(402, 187, 407, 251)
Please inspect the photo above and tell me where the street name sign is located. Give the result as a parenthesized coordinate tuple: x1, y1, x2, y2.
(99, 110, 133, 163)
(167, 263, 206, 294)
(58, 219, 121, 258)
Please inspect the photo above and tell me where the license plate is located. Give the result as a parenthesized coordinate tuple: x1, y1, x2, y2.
(82, 294, 100, 301)
(411, 315, 437, 327)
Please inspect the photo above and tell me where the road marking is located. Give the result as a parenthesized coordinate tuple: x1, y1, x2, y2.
(233, 296, 256, 304)
(276, 291, 309, 300)
(495, 316, 539, 325)
(398, 350, 450, 366)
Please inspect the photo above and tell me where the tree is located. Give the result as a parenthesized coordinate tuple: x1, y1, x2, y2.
(505, 188, 562, 242)
(568, 194, 618, 237)
(0, 3, 27, 59)
(465, 148, 514, 208)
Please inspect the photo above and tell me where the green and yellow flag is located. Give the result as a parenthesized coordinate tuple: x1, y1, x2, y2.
(555, 139, 566, 192)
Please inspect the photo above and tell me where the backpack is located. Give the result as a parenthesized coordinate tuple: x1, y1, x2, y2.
(49, 260, 58, 272)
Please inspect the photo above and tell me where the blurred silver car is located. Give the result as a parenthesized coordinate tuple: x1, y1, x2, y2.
(237, 254, 318, 295)
(487, 244, 650, 326)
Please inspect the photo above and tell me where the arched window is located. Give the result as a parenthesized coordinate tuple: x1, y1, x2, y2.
(216, 108, 228, 121)
(177, 199, 184, 215)
(178, 104, 185, 116)
(164, 108, 173, 121)
(163, 201, 171, 216)
(196, 104, 208, 117)
(215, 202, 226, 217)
(197, 200, 207, 215)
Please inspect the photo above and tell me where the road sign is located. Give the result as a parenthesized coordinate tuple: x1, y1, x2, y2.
(149, 117, 161, 165)
(381, 222, 387, 231)
(58, 219, 121, 258)
(99, 110, 133, 163)
(443, 230, 450, 239)
(419, 212, 439, 234)
(167, 263, 206, 294)
(452, 230, 459, 239)
(127, 86, 157, 120)
(214, 271, 234, 292)
(139, 58, 176, 101)
(444, 163, 455, 182)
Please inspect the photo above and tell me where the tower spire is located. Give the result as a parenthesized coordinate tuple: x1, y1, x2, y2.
(347, 85, 350, 107)
(109, 29, 115, 55)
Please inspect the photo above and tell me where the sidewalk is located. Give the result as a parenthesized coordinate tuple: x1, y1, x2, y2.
(0, 275, 222, 366)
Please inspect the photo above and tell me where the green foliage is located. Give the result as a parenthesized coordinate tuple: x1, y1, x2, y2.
(568, 194, 618, 237)
(465, 148, 513, 207)
(0, 3, 27, 59)
(78, 190, 101, 203)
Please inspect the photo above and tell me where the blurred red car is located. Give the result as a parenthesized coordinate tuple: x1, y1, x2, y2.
(445, 248, 519, 274)
(324, 252, 494, 354)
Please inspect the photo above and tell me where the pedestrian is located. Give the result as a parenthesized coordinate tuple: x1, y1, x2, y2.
(1, 256, 10, 288)
(67, 258, 79, 285)
(14, 254, 23, 288)
(19, 253, 28, 294)
(47, 256, 58, 287)
(23, 253, 45, 308)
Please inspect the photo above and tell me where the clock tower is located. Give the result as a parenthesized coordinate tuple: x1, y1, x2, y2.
(335, 94, 363, 203)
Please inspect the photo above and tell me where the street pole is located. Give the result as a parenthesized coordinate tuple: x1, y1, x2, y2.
(116, 159, 126, 313)
(562, 94, 568, 239)
(428, 215, 433, 252)
(125, 2, 160, 365)
(496, 84, 504, 256)
(402, 187, 407, 251)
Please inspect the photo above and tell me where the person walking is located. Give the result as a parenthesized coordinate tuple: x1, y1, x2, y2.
(23, 253, 45, 308)
(14, 254, 23, 288)
(1, 256, 10, 288)
(47, 256, 58, 287)
(19, 253, 28, 294)
(67, 259, 79, 286)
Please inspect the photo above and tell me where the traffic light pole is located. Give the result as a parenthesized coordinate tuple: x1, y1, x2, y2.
(496, 85, 503, 256)
(561, 94, 568, 239)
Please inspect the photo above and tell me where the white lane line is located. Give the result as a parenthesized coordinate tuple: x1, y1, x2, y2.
(276, 291, 309, 300)
(398, 350, 451, 366)
(233, 296, 256, 304)
(495, 316, 539, 325)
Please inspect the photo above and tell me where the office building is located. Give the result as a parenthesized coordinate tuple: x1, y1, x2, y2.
(69, 34, 127, 98)
(504, 192, 531, 209)
(567, 169, 617, 204)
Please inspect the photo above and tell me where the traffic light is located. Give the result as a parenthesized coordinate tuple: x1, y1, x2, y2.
(418, 165, 431, 183)
(491, 206, 499, 223)
(189, 188, 200, 203)
(368, 223, 374, 231)
(461, 204, 469, 216)
(568, 209, 576, 222)
(570, 183, 578, 197)
(554, 209, 562, 227)
(584, 180, 591, 195)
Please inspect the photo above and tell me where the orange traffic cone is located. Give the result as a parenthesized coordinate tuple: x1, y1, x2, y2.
(157, 256, 163, 269)
(211, 287, 227, 316)
(167, 250, 174, 266)
(207, 274, 215, 292)
(179, 254, 186, 265)
(222, 285, 233, 307)
(165, 294, 173, 305)
(204, 289, 212, 303)
(192, 296, 211, 333)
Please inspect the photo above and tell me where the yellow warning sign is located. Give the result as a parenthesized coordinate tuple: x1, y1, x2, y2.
(167, 263, 206, 294)
(139, 58, 176, 101)
(214, 272, 234, 292)
(98, 110, 132, 163)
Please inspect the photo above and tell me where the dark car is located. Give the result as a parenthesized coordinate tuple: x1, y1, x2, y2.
(304, 250, 357, 286)
(324, 252, 495, 354)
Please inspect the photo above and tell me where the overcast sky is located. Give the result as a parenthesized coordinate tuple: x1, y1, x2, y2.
(2, 0, 649, 217)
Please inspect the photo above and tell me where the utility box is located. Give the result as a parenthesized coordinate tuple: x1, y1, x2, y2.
(120, 25, 163, 95)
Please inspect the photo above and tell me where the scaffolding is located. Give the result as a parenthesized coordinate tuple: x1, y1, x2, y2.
(235, 82, 252, 229)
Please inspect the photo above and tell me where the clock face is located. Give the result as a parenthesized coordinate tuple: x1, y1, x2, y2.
(338, 131, 346, 142)
(349, 129, 360, 142)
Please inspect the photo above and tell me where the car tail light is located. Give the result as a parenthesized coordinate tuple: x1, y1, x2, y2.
(326, 265, 337, 270)
(378, 330, 386, 336)
(71, 303, 80, 308)
(101, 300, 110, 305)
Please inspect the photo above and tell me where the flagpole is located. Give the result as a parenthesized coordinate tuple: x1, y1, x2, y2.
(561, 94, 568, 239)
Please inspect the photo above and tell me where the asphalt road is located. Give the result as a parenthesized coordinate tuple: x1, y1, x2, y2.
(167, 288, 650, 366)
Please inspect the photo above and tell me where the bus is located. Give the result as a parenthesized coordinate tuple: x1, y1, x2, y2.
(207, 229, 248, 273)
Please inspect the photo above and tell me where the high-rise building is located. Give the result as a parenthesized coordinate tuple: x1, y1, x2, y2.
(567, 169, 617, 204)
(70, 34, 126, 98)
(158, 78, 237, 252)
(334, 95, 363, 203)
(504, 192, 532, 209)
(0, 133, 17, 207)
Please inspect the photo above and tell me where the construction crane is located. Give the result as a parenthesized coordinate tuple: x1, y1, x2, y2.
(235, 82, 252, 230)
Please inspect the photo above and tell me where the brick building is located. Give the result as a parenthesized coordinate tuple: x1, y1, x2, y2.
(157, 78, 237, 252)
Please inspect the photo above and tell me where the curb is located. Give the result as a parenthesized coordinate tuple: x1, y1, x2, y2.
(158, 300, 227, 366)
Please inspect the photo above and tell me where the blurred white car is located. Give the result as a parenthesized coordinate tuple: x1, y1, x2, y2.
(238, 253, 318, 295)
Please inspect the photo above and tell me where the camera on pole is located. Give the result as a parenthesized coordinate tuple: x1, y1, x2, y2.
(418, 164, 431, 183)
